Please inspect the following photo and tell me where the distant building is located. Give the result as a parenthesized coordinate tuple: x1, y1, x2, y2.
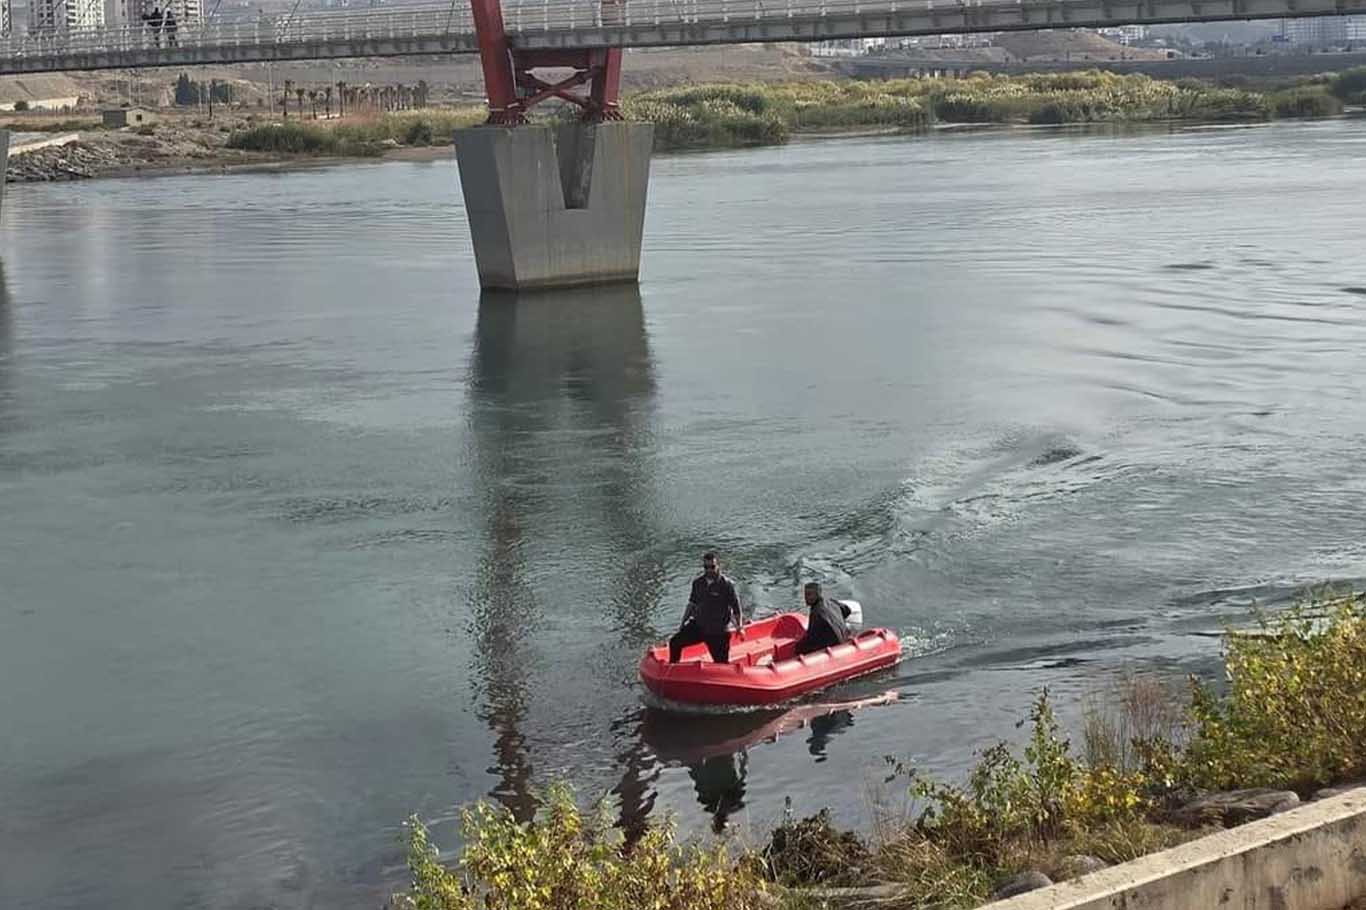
(103, 0, 201, 28)
(1097, 25, 1149, 45)
(1, 0, 11, 36)
(908, 32, 995, 49)
(103, 0, 144, 28)
(172, 0, 202, 25)
(102, 106, 157, 127)
(1279, 15, 1366, 46)
(29, 0, 105, 32)
(810, 37, 886, 57)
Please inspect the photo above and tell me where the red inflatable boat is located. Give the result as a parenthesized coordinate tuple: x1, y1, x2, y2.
(638, 612, 902, 707)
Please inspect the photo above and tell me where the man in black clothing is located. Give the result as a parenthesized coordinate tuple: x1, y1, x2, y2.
(669, 552, 743, 664)
(794, 582, 852, 656)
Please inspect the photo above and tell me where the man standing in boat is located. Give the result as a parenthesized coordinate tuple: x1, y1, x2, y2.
(794, 581, 852, 656)
(669, 552, 744, 664)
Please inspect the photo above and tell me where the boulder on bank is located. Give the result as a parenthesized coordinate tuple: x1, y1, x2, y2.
(991, 870, 1052, 899)
(1171, 788, 1300, 828)
(796, 883, 904, 907)
(1055, 854, 1108, 880)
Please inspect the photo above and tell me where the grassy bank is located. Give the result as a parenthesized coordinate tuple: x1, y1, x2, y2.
(223, 68, 1366, 158)
(225, 108, 485, 157)
(626, 67, 1366, 151)
(395, 589, 1366, 910)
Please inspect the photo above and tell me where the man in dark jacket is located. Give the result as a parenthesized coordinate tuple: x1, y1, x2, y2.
(794, 582, 852, 656)
(669, 552, 743, 663)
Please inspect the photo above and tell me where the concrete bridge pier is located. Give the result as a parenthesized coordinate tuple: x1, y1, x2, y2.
(454, 121, 653, 290)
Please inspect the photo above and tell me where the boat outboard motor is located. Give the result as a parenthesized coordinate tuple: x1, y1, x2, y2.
(836, 599, 863, 632)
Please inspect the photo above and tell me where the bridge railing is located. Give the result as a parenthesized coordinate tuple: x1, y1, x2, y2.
(0, 4, 478, 59)
(503, 0, 993, 31)
(0, 0, 1057, 63)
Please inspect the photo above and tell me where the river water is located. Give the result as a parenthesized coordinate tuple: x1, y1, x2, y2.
(3, 119, 1366, 908)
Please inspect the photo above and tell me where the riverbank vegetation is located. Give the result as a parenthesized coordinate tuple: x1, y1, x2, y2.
(1331, 66, 1366, 105)
(627, 67, 1366, 150)
(225, 108, 485, 157)
(218, 68, 1366, 159)
(395, 589, 1366, 910)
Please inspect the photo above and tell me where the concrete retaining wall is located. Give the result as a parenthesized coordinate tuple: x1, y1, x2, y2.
(986, 788, 1366, 910)
(9, 132, 79, 156)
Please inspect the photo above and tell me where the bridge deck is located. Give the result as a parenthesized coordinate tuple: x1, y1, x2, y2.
(1, 0, 1364, 75)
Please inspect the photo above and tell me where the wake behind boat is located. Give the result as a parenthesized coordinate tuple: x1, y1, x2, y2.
(638, 610, 902, 707)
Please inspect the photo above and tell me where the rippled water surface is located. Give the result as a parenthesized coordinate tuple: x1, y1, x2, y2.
(3, 120, 1366, 909)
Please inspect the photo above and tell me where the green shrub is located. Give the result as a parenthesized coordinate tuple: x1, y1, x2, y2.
(1170, 86, 1270, 121)
(905, 690, 1152, 867)
(624, 80, 934, 150)
(12, 100, 29, 112)
(397, 783, 769, 910)
(762, 808, 870, 886)
(1181, 592, 1366, 792)
(1269, 86, 1345, 118)
(227, 122, 337, 154)
(225, 109, 483, 157)
(336, 108, 483, 147)
(403, 118, 436, 146)
(625, 94, 789, 151)
(870, 836, 992, 908)
(1331, 66, 1366, 104)
(18, 118, 101, 132)
(225, 122, 381, 157)
(1082, 672, 1187, 774)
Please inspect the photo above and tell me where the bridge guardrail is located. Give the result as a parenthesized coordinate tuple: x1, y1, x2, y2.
(0, 0, 1362, 68)
(0, 0, 1017, 61)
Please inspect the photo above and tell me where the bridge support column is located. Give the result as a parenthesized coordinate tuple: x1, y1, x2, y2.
(455, 121, 653, 290)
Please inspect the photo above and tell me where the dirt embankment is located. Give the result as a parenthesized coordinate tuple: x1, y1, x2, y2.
(5, 114, 274, 182)
(993, 31, 1171, 62)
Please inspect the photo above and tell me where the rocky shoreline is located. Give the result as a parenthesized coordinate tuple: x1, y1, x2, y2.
(8, 140, 152, 181)
(3, 114, 291, 183)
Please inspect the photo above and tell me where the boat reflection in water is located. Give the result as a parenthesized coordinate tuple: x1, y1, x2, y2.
(466, 284, 662, 820)
(638, 691, 899, 832)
